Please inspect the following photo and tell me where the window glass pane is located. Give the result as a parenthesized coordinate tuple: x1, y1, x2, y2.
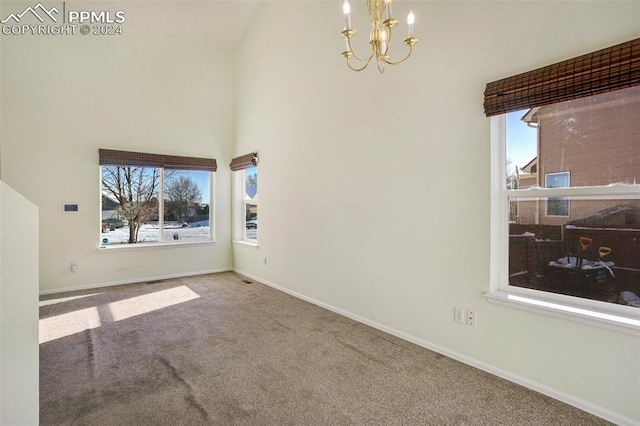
(245, 166, 257, 200)
(538, 87, 639, 187)
(101, 166, 160, 245)
(163, 170, 211, 242)
(506, 110, 537, 189)
(245, 203, 257, 240)
(545, 172, 569, 189)
(545, 172, 570, 217)
(506, 86, 640, 190)
(546, 197, 569, 217)
(508, 195, 640, 304)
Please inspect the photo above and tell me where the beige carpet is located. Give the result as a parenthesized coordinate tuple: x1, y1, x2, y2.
(39, 272, 610, 425)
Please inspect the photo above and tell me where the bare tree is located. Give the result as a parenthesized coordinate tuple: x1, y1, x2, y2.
(246, 173, 257, 194)
(102, 166, 160, 243)
(505, 158, 517, 189)
(164, 175, 202, 222)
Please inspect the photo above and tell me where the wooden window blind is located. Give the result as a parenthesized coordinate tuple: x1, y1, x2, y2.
(229, 153, 258, 171)
(99, 149, 217, 172)
(484, 38, 640, 116)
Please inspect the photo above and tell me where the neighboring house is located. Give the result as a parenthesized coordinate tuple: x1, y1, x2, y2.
(517, 156, 538, 188)
(101, 191, 120, 221)
(518, 88, 640, 227)
(509, 156, 538, 223)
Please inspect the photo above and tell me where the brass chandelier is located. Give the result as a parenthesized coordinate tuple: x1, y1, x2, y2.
(341, 0, 417, 73)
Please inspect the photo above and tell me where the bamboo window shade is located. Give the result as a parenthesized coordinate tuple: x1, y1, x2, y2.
(229, 153, 258, 171)
(99, 149, 217, 172)
(483, 38, 640, 116)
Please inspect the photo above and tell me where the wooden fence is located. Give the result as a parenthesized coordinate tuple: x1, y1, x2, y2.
(509, 224, 640, 295)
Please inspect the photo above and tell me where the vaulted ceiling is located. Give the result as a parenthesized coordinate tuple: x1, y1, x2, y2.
(119, 1, 263, 51)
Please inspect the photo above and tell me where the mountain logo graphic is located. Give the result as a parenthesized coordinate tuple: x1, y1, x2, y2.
(1, 3, 59, 24)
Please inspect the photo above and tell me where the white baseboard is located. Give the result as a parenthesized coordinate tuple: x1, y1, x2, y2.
(232, 268, 636, 426)
(39, 268, 233, 295)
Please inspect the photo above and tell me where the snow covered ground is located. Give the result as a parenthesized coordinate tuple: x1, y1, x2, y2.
(245, 228, 257, 240)
(101, 222, 210, 245)
(101, 221, 258, 245)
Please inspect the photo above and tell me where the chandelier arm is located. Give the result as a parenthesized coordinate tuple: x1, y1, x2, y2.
(345, 37, 375, 62)
(346, 55, 374, 72)
(382, 44, 414, 65)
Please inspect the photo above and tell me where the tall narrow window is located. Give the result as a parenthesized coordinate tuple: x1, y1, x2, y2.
(100, 149, 216, 246)
(230, 153, 258, 243)
(244, 166, 258, 241)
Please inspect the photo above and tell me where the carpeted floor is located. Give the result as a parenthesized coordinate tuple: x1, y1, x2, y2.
(39, 272, 611, 425)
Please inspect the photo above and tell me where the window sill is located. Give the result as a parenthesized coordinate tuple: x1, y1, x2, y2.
(99, 240, 216, 252)
(485, 290, 640, 336)
(233, 240, 259, 250)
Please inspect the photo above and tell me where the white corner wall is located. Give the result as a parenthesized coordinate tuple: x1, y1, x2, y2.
(0, 181, 39, 425)
(1, 16, 234, 292)
(233, 2, 640, 424)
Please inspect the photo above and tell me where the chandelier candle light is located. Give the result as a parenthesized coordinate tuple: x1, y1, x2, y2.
(341, 0, 417, 73)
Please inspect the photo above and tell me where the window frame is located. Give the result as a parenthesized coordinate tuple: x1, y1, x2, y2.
(99, 150, 216, 249)
(488, 114, 640, 335)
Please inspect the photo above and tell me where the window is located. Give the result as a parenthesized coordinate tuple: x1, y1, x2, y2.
(484, 38, 640, 331)
(163, 170, 211, 242)
(545, 172, 569, 217)
(243, 166, 258, 241)
(230, 153, 258, 243)
(99, 149, 216, 246)
(503, 92, 639, 306)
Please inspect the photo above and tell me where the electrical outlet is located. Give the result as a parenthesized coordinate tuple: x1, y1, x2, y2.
(466, 310, 476, 327)
(70, 262, 78, 273)
(454, 307, 466, 324)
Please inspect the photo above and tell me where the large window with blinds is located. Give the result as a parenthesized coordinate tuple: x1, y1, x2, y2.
(485, 39, 640, 323)
(100, 149, 216, 246)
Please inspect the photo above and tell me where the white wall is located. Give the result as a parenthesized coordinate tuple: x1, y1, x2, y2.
(0, 181, 39, 425)
(0, 2, 2, 179)
(1, 15, 234, 292)
(233, 2, 639, 423)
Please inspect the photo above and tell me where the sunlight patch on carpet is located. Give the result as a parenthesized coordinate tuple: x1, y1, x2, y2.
(107, 286, 200, 322)
(39, 287, 200, 344)
(39, 307, 101, 344)
(39, 293, 104, 307)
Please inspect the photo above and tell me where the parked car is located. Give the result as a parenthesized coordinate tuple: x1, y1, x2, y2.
(102, 218, 124, 231)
